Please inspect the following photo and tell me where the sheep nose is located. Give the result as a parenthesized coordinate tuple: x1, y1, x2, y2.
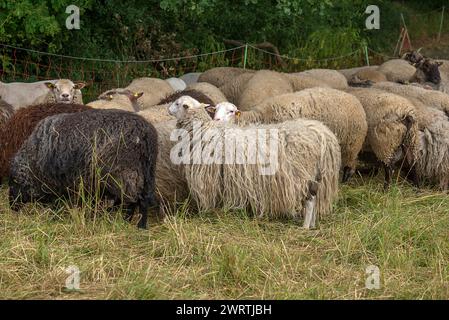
(62, 93, 69, 98)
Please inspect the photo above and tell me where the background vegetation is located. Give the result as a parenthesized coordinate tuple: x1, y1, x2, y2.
(1, 1, 447, 61)
(1, 1, 449, 299)
(1, 1, 448, 101)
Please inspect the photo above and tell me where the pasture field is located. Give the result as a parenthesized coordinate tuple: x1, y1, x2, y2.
(0, 174, 448, 300)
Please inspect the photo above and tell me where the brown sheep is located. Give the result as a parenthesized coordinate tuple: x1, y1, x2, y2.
(0, 97, 14, 129)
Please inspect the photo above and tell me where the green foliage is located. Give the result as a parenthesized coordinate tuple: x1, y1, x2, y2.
(0, 0, 445, 101)
(0, 0, 94, 52)
(0, 0, 442, 61)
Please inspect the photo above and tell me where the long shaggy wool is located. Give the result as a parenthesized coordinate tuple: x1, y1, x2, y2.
(238, 70, 293, 111)
(345, 88, 419, 167)
(0, 103, 91, 180)
(197, 67, 255, 88)
(413, 104, 449, 189)
(237, 88, 367, 174)
(372, 82, 449, 189)
(152, 120, 189, 208)
(0, 98, 14, 128)
(9, 109, 158, 227)
(177, 106, 341, 221)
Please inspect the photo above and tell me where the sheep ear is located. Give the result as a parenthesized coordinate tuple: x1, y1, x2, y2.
(74, 82, 86, 90)
(45, 82, 55, 89)
(205, 105, 216, 113)
(236, 110, 242, 117)
(134, 92, 144, 99)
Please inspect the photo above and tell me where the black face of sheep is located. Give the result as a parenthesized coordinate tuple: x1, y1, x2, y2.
(8, 109, 159, 229)
(416, 59, 442, 84)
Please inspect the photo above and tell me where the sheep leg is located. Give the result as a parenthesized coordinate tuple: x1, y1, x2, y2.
(123, 203, 137, 222)
(439, 176, 449, 192)
(137, 200, 149, 229)
(303, 180, 319, 229)
(408, 165, 421, 189)
(383, 164, 393, 190)
(342, 166, 354, 183)
(137, 193, 159, 229)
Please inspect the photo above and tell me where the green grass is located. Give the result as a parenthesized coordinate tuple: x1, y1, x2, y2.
(1, 173, 449, 299)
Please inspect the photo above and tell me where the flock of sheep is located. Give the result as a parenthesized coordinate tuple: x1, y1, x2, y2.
(1, 50, 448, 229)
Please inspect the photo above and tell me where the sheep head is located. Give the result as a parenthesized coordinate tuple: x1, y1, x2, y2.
(414, 58, 443, 85)
(98, 88, 143, 112)
(168, 95, 209, 120)
(45, 79, 85, 104)
(99, 88, 143, 102)
(213, 102, 241, 122)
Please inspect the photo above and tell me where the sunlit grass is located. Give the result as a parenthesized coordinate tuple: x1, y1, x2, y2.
(0, 172, 448, 299)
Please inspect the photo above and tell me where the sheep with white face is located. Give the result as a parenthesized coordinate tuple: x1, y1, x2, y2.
(44, 79, 85, 104)
(212, 102, 241, 122)
(168, 95, 209, 119)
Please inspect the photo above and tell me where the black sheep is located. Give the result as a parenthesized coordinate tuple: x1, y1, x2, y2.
(9, 109, 158, 229)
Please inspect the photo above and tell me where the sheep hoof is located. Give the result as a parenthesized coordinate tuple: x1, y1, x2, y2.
(302, 200, 316, 229)
(303, 181, 318, 229)
(342, 166, 354, 183)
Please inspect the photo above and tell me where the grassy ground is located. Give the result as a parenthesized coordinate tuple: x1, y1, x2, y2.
(0, 173, 448, 300)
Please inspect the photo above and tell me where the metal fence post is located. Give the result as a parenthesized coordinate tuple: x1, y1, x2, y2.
(364, 46, 370, 66)
(243, 44, 248, 69)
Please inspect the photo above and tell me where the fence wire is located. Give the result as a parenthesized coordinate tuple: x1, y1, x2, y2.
(0, 43, 368, 101)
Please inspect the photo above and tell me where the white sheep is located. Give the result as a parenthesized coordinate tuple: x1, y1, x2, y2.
(0, 79, 84, 110)
(198, 67, 255, 88)
(168, 96, 341, 228)
(377, 59, 416, 83)
(345, 88, 419, 188)
(237, 70, 293, 111)
(87, 88, 143, 112)
(186, 82, 228, 105)
(295, 69, 348, 89)
(213, 88, 368, 182)
(337, 66, 379, 80)
(125, 77, 174, 108)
